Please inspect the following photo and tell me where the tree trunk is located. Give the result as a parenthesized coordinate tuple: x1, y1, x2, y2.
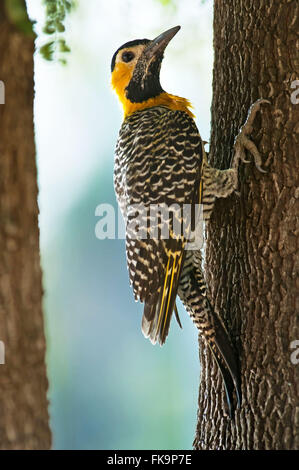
(194, 0, 298, 450)
(0, 2, 51, 449)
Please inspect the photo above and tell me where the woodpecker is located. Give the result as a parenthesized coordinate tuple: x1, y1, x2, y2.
(111, 26, 269, 416)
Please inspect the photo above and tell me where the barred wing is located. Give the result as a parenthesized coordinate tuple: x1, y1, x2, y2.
(115, 107, 202, 344)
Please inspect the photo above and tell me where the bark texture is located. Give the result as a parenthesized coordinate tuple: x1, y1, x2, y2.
(194, 0, 299, 450)
(0, 3, 51, 449)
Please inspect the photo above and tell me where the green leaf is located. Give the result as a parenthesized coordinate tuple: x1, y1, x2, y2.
(40, 0, 76, 63)
(55, 21, 66, 33)
(59, 39, 71, 53)
(40, 41, 55, 61)
(43, 23, 56, 34)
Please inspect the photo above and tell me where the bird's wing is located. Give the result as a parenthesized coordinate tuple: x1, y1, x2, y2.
(123, 107, 202, 344)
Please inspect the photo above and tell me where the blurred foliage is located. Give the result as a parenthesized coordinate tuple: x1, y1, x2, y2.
(4, 0, 35, 36)
(155, 0, 209, 5)
(154, 0, 177, 10)
(40, 0, 75, 63)
(155, 0, 174, 5)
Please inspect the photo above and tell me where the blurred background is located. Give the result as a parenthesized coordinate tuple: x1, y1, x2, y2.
(26, 0, 213, 450)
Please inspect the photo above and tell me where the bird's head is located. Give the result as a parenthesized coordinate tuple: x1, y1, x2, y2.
(111, 26, 193, 118)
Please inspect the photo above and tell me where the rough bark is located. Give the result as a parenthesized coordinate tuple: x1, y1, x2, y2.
(194, 0, 299, 450)
(0, 2, 51, 449)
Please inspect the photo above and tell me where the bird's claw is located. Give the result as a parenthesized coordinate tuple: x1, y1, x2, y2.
(232, 98, 270, 172)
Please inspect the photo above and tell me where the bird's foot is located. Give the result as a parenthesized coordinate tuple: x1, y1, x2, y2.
(232, 98, 270, 173)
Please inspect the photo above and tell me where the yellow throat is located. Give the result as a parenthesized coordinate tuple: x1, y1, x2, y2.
(111, 62, 195, 119)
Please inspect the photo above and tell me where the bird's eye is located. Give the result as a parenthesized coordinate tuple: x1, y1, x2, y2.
(122, 51, 135, 63)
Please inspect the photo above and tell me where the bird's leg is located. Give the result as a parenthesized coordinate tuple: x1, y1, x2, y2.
(201, 99, 270, 218)
(232, 98, 270, 173)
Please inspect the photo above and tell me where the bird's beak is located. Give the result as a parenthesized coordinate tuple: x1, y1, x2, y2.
(144, 26, 181, 60)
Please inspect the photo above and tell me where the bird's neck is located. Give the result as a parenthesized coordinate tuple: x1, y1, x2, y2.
(121, 92, 195, 118)
(114, 88, 195, 118)
(111, 64, 194, 118)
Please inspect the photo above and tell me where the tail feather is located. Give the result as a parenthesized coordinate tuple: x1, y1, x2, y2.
(141, 251, 184, 345)
(174, 303, 182, 329)
(209, 346, 235, 418)
(205, 298, 241, 411)
(203, 307, 241, 415)
(178, 268, 241, 416)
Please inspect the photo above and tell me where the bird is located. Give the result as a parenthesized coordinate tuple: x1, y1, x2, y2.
(111, 25, 269, 417)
